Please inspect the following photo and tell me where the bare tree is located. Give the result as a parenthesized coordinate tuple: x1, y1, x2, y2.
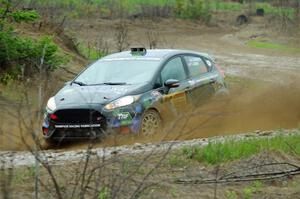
(114, 20, 129, 52)
(95, 34, 109, 58)
(145, 22, 160, 49)
(294, 0, 300, 29)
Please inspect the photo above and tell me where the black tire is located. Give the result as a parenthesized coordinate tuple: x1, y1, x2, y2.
(236, 15, 248, 26)
(139, 109, 162, 136)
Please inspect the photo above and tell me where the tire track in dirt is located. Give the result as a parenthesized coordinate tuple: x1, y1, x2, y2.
(215, 52, 300, 83)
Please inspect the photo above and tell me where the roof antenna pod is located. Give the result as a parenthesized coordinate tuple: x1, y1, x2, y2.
(131, 47, 147, 56)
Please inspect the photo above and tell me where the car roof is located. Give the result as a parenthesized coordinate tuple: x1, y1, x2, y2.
(101, 49, 213, 61)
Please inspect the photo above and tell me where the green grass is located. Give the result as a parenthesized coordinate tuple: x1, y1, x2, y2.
(182, 133, 300, 165)
(168, 154, 188, 168)
(0, 83, 25, 102)
(23, 0, 297, 21)
(211, 1, 243, 11)
(11, 167, 35, 184)
(255, 2, 295, 19)
(242, 181, 263, 199)
(225, 190, 238, 199)
(98, 186, 109, 199)
(24, 0, 176, 9)
(77, 42, 106, 61)
(125, 0, 175, 6)
(247, 40, 300, 53)
(169, 187, 179, 198)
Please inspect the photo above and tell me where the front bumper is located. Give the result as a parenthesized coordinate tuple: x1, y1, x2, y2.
(42, 104, 144, 140)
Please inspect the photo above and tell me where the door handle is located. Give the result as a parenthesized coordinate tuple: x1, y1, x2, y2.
(184, 86, 193, 92)
(210, 78, 217, 83)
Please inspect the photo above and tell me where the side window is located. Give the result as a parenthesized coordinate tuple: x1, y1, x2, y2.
(184, 56, 208, 77)
(161, 57, 187, 83)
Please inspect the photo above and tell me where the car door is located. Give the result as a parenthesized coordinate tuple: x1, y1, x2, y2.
(183, 55, 216, 107)
(158, 56, 191, 115)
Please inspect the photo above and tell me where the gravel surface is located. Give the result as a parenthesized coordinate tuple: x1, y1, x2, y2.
(1, 129, 299, 169)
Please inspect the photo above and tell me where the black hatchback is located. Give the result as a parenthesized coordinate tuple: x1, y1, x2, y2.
(42, 48, 227, 143)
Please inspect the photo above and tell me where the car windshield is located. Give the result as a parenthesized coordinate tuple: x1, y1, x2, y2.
(74, 59, 161, 85)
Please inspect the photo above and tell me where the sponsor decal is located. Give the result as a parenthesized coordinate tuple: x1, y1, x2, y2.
(171, 92, 187, 109)
(113, 112, 133, 126)
(117, 112, 131, 120)
(163, 91, 187, 110)
(121, 119, 132, 126)
(151, 91, 162, 99)
(112, 109, 120, 117)
(143, 98, 152, 108)
(135, 104, 143, 113)
(55, 124, 101, 128)
(112, 119, 121, 128)
(131, 116, 141, 133)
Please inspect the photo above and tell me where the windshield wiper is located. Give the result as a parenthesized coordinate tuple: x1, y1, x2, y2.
(72, 81, 87, 86)
(76, 82, 128, 86)
(103, 82, 127, 85)
(90, 82, 128, 86)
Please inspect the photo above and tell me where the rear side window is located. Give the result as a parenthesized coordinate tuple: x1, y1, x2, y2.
(161, 57, 187, 83)
(184, 56, 208, 77)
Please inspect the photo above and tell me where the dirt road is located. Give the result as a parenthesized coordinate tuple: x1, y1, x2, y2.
(1, 18, 300, 151)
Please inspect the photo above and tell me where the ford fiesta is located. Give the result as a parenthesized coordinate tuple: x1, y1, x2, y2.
(42, 48, 227, 145)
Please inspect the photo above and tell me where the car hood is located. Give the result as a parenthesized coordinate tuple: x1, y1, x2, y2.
(54, 83, 148, 108)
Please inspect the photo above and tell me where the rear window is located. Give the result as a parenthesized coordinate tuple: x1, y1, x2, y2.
(184, 56, 208, 77)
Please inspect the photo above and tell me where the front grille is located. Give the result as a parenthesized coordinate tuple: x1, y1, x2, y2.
(54, 109, 104, 124)
(52, 128, 105, 139)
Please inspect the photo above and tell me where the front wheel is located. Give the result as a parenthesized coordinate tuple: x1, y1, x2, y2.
(139, 110, 162, 136)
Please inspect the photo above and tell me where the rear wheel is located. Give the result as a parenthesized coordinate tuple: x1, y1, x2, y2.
(139, 110, 162, 136)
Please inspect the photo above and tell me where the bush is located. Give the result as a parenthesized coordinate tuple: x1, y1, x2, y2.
(174, 0, 211, 22)
(0, 31, 66, 82)
(0, 1, 66, 84)
(0, 31, 67, 84)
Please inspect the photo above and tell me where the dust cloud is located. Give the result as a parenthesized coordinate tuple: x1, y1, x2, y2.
(1, 78, 300, 151)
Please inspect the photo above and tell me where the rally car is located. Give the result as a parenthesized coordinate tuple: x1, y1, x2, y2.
(42, 48, 227, 144)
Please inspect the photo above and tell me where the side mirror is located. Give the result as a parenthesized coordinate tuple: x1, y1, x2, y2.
(164, 79, 180, 88)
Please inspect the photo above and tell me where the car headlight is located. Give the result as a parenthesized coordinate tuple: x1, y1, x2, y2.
(46, 97, 56, 112)
(104, 95, 139, 110)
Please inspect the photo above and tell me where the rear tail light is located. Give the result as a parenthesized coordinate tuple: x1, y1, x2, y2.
(42, 127, 49, 135)
(50, 114, 58, 120)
